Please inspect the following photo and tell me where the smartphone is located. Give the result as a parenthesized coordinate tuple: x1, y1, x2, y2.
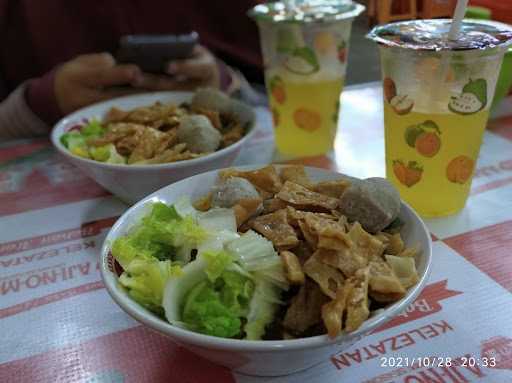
(116, 32, 198, 73)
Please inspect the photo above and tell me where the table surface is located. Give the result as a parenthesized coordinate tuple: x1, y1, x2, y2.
(1, 84, 511, 383)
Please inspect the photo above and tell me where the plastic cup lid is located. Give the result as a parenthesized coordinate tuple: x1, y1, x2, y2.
(248, 0, 365, 24)
(367, 19, 512, 51)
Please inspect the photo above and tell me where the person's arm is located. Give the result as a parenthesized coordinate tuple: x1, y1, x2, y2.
(0, 49, 245, 141)
(0, 81, 51, 140)
(0, 53, 141, 140)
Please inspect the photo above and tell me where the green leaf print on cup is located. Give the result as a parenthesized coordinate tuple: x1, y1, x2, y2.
(284, 47, 320, 75)
(405, 120, 441, 158)
(392, 159, 423, 188)
(269, 75, 286, 104)
(448, 78, 487, 115)
(405, 124, 425, 148)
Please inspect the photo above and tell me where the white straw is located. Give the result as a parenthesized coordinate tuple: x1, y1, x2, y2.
(448, 0, 469, 40)
(430, 0, 469, 107)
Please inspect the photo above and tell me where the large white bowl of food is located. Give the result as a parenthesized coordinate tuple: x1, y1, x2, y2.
(51, 89, 255, 204)
(100, 165, 432, 376)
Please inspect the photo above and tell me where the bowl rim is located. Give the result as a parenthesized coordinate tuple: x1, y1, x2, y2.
(100, 165, 433, 352)
(50, 91, 257, 171)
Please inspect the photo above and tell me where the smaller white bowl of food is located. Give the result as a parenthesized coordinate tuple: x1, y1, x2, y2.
(51, 88, 255, 204)
(100, 165, 432, 376)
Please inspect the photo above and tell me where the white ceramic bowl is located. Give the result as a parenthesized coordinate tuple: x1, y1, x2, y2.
(100, 166, 432, 376)
(51, 92, 255, 204)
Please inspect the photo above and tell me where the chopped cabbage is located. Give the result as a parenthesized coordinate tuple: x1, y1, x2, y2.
(244, 277, 282, 340)
(90, 144, 126, 164)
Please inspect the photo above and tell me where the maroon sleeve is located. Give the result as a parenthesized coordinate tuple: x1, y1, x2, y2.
(0, 82, 50, 140)
(25, 69, 63, 125)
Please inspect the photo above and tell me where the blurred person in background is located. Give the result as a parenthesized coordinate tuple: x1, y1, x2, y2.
(0, 0, 263, 140)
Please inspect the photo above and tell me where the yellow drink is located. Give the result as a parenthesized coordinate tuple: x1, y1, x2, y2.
(268, 76, 344, 156)
(384, 103, 489, 217)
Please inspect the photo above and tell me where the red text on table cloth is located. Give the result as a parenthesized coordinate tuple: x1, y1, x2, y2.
(474, 158, 512, 179)
(0, 260, 99, 296)
(0, 240, 95, 269)
(331, 320, 454, 370)
(0, 216, 116, 257)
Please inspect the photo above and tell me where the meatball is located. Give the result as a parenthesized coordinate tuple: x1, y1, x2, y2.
(211, 177, 261, 208)
(191, 88, 254, 127)
(177, 115, 221, 153)
(338, 177, 400, 233)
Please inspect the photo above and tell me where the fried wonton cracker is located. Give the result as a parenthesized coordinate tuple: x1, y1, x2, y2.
(376, 232, 405, 255)
(347, 222, 386, 261)
(250, 209, 299, 250)
(277, 181, 339, 211)
(322, 281, 353, 338)
(345, 266, 370, 332)
(281, 250, 305, 285)
(286, 206, 336, 227)
(127, 127, 166, 164)
(134, 143, 198, 164)
(279, 166, 311, 187)
(316, 220, 351, 251)
(368, 258, 406, 296)
(154, 129, 178, 155)
(220, 166, 283, 194)
(298, 219, 318, 249)
(385, 255, 419, 289)
(312, 179, 351, 199)
(263, 198, 288, 214)
(88, 122, 145, 147)
(104, 107, 130, 123)
(124, 102, 178, 124)
(397, 244, 421, 258)
(304, 254, 345, 299)
(232, 198, 263, 227)
(314, 247, 367, 278)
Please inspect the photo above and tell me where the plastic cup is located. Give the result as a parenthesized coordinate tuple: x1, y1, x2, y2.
(368, 19, 512, 217)
(249, 1, 364, 157)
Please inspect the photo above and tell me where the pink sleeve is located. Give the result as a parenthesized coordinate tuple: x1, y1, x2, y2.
(0, 82, 50, 141)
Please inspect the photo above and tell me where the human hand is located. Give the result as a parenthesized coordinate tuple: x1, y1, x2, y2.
(54, 53, 142, 115)
(131, 45, 221, 91)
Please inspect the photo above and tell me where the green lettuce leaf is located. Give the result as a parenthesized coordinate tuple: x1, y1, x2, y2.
(202, 250, 233, 281)
(111, 202, 206, 313)
(90, 144, 126, 164)
(182, 270, 254, 338)
(119, 258, 174, 314)
(81, 119, 105, 137)
(60, 119, 105, 158)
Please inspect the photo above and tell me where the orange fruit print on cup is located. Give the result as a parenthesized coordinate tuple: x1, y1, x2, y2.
(415, 131, 441, 158)
(393, 160, 423, 187)
(446, 155, 474, 184)
(293, 108, 322, 132)
(269, 76, 286, 105)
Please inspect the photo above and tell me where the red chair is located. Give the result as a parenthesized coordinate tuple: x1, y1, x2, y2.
(368, 0, 418, 25)
(418, 0, 457, 19)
